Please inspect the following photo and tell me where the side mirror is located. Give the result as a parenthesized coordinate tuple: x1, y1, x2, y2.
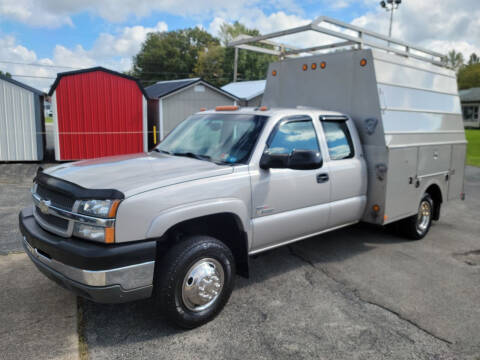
(259, 152, 289, 169)
(260, 150, 322, 170)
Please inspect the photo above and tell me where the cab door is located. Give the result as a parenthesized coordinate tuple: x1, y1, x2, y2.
(250, 115, 331, 253)
(319, 117, 367, 228)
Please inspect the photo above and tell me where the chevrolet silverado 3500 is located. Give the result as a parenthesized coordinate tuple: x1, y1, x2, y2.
(20, 19, 466, 328)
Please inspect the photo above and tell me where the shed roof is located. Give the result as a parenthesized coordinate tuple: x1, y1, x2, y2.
(459, 88, 480, 103)
(221, 80, 266, 101)
(146, 78, 239, 100)
(0, 73, 44, 96)
(48, 66, 149, 98)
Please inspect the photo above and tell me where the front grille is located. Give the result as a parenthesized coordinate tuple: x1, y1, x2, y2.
(35, 207, 69, 230)
(37, 184, 75, 211)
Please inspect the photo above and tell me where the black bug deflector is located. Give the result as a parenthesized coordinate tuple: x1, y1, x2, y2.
(34, 167, 125, 200)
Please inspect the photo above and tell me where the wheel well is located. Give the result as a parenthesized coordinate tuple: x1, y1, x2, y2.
(425, 184, 443, 220)
(161, 213, 249, 278)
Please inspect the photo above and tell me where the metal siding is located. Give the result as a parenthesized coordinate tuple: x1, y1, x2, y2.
(0, 77, 40, 161)
(55, 70, 144, 160)
(161, 85, 235, 136)
(33, 95, 44, 160)
(262, 48, 466, 224)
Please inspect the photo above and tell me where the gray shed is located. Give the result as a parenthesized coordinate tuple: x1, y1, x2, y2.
(221, 80, 266, 107)
(146, 78, 239, 140)
(0, 74, 45, 161)
(459, 87, 480, 128)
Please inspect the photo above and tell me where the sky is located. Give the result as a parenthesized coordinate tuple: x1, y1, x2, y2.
(1, 0, 480, 92)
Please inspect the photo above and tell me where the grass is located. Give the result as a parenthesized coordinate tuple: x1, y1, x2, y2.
(45, 116, 53, 123)
(466, 129, 480, 167)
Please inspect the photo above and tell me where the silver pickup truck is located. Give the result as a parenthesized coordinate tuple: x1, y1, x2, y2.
(20, 27, 466, 328)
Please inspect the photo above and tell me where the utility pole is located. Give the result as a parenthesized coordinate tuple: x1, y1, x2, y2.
(233, 47, 238, 82)
(380, 0, 402, 39)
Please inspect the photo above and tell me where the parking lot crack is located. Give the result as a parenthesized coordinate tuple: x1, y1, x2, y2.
(287, 245, 453, 346)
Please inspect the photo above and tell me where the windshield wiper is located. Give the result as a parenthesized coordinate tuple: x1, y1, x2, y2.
(173, 152, 211, 161)
(153, 149, 172, 155)
(172, 152, 234, 166)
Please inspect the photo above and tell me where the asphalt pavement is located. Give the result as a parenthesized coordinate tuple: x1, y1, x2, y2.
(0, 164, 479, 360)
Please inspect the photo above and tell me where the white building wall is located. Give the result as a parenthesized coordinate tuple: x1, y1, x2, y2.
(0, 78, 39, 161)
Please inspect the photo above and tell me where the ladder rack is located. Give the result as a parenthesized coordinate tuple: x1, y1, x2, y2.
(228, 16, 446, 68)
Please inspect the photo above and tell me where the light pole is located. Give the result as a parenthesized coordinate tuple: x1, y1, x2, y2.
(380, 0, 402, 38)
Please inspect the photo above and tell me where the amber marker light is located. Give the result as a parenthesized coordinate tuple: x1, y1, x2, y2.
(302, 64, 308, 71)
(105, 227, 115, 244)
(360, 58, 367, 67)
(215, 105, 239, 111)
(108, 200, 121, 218)
(272, 70, 277, 76)
(200, 107, 206, 111)
(311, 63, 317, 70)
(320, 61, 326, 69)
(372, 204, 380, 212)
(259, 106, 268, 111)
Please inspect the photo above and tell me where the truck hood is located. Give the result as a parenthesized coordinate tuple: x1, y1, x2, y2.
(45, 152, 234, 197)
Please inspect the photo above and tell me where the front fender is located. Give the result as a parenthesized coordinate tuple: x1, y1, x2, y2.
(146, 198, 252, 245)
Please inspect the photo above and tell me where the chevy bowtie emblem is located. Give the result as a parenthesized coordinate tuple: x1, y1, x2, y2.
(39, 199, 51, 214)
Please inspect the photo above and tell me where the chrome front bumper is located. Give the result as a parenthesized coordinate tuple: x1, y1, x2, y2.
(23, 236, 154, 303)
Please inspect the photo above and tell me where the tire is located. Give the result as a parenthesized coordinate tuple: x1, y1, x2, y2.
(401, 193, 434, 240)
(154, 235, 236, 329)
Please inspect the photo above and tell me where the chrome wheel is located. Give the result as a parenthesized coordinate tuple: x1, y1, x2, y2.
(416, 200, 431, 234)
(181, 258, 224, 312)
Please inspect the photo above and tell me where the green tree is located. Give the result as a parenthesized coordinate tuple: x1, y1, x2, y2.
(458, 63, 480, 90)
(468, 53, 480, 65)
(132, 27, 219, 85)
(0, 70, 12, 78)
(441, 50, 464, 72)
(220, 22, 277, 84)
(193, 44, 225, 86)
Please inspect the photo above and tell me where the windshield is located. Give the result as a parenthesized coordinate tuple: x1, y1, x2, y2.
(156, 113, 268, 165)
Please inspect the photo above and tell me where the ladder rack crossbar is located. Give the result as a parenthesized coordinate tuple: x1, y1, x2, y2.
(228, 16, 446, 68)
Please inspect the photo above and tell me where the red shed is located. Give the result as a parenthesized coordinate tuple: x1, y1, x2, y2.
(48, 67, 158, 160)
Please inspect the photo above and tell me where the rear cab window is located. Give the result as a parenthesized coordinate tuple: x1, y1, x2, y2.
(320, 118, 355, 160)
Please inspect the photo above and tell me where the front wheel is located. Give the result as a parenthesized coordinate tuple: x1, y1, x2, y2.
(154, 235, 236, 328)
(401, 193, 434, 240)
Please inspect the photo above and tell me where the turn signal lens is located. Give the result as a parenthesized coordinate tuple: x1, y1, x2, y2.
(108, 200, 121, 218)
(302, 64, 308, 71)
(105, 227, 115, 244)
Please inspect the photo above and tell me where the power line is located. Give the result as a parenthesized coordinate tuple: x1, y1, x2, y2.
(10, 74, 236, 82)
(0, 60, 77, 69)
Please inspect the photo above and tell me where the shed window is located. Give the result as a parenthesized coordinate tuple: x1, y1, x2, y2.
(321, 120, 354, 160)
(462, 105, 479, 121)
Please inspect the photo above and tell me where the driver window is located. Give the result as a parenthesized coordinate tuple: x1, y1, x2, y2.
(267, 119, 320, 155)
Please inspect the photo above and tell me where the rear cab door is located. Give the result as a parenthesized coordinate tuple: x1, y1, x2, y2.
(318, 115, 367, 228)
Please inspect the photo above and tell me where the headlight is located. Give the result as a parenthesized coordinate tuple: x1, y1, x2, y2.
(73, 223, 115, 243)
(73, 223, 105, 242)
(78, 199, 120, 218)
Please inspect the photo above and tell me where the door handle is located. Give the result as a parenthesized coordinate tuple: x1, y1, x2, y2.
(316, 173, 329, 183)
